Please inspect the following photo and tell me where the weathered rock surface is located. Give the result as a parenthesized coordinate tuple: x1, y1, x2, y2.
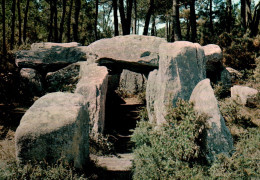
(20, 68, 43, 96)
(119, 69, 147, 95)
(80, 35, 166, 67)
(231, 85, 259, 105)
(190, 79, 234, 163)
(147, 41, 206, 124)
(75, 63, 108, 134)
(203, 44, 231, 87)
(16, 46, 85, 72)
(146, 70, 158, 123)
(31, 42, 81, 50)
(15, 92, 89, 168)
(46, 63, 80, 92)
(226, 67, 242, 83)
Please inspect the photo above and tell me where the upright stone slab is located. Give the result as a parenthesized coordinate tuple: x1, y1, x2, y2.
(190, 79, 234, 163)
(146, 41, 206, 124)
(20, 68, 43, 96)
(75, 63, 108, 134)
(146, 70, 158, 123)
(119, 69, 147, 95)
(203, 44, 231, 87)
(15, 92, 89, 168)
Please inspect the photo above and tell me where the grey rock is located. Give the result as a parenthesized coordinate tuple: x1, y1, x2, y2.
(31, 42, 81, 50)
(231, 85, 259, 105)
(20, 68, 43, 96)
(15, 46, 85, 72)
(75, 63, 108, 134)
(80, 35, 166, 67)
(146, 70, 158, 123)
(190, 79, 234, 163)
(147, 41, 206, 124)
(119, 69, 147, 95)
(226, 67, 242, 83)
(15, 92, 89, 168)
(46, 63, 80, 92)
(203, 44, 231, 87)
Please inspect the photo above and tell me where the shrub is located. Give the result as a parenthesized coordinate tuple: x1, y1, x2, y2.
(209, 128, 260, 179)
(131, 99, 208, 179)
(89, 133, 114, 156)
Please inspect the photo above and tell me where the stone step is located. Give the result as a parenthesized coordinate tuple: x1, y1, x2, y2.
(90, 153, 133, 171)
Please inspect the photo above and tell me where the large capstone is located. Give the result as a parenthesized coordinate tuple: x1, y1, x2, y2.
(75, 63, 108, 134)
(15, 46, 85, 72)
(15, 92, 89, 168)
(31, 42, 81, 50)
(146, 41, 206, 124)
(80, 35, 166, 68)
(190, 79, 234, 163)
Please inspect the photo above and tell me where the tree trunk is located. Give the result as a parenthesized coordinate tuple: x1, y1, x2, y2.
(143, 0, 154, 35)
(166, 20, 168, 40)
(151, 15, 156, 36)
(241, 0, 251, 31)
(17, 0, 22, 45)
(172, 0, 182, 41)
(226, 0, 232, 33)
(73, 0, 81, 42)
(11, 0, 16, 50)
(190, 0, 196, 42)
(94, 0, 98, 40)
(59, 0, 66, 42)
(67, 0, 73, 42)
(113, 0, 119, 36)
(133, 0, 137, 34)
(48, 0, 54, 42)
(126, 0, 133, 34)
(2, 0, 6, 55)
(209, 0, 214, 35)
(23, 0, 30, 43)
(119, 0, 133, 35)
(249, 2, 260, 36)
(53, 0, 58, 42)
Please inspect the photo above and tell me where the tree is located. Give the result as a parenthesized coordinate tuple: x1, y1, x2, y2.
(190, 0, 196, 42)
(74, 0, 81, 42)
(23, 0, 30, 43)
(59, 0, 67, 42)
(67, 0, 73, 42)
(226, 0, 232, 33)
(2, 0, 6, 55)
(112, 0, 119, 36)
(17, 0, 22, 45)
(209, 0, 213, 35)
(143, 0, 155, 35)
(53, 0, 58, 42)
(95, 0, 99, 40)
(119, 0, 133, 35)
(10, 0, 16, 50)
(48, 0, 54, 42)
(172, 0, 182, 41)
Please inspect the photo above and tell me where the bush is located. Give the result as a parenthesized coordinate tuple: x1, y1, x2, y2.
(209, 128, 260, 179)
(131, 99, 208, 179)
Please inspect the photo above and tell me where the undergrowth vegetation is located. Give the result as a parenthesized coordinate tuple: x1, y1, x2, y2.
(131, 97, 260, 179)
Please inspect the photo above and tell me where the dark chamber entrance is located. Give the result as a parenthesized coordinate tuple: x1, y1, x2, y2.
(104, 74, 145, 154)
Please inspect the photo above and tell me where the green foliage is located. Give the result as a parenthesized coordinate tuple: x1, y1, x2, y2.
(0, 159, 87, 180)
(209, 128, 260, 179)
(89, 133, 114, 156)
(131, 99, 208, 179)
(213, 82, 230, 100)
(219, 33, 259, 70)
